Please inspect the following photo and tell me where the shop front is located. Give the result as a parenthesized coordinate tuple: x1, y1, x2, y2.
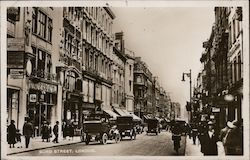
(27, 81, 57, 136)
(7, 88, 20, 128)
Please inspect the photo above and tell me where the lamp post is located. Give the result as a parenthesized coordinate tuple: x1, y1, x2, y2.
(182, 69, 192, 123)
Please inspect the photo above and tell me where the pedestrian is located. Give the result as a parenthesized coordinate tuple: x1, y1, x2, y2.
(224, 120, 243, 155)
(48, 122, 52, 142)
(16, 129, 22, 148)
(198, 123, 207, 153)
(192, 126, 198, 145)
(202, 121, 219, 155)
(52, 121, 59, 143)
(23, 117, 34, 148)
(69, 123, 74, 140)
(41, 121, 50, 142)
(219, 121, 231, 154)
(7, 120, 17, 148)
(62, 121, 66, 140)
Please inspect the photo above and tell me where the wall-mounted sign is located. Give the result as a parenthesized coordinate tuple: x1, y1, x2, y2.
(10, 69, 24, 79)
(7, 38, 25, 51)
(26, 59, 32, 76)
(29, 94, 37, 102)
(29, 81, 57, 93)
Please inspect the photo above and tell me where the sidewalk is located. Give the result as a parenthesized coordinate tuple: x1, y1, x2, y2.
(185, 136, 203, 156)
(7, 136, 82, 155)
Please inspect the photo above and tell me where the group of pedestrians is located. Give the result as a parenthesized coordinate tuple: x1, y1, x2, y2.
(188, 119, 243, 156)
(7, 118, 60, 149)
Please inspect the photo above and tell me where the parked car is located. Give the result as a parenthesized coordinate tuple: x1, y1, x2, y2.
(146, 118, 160, 135)
(81, 120, 121, 145)
(116, 116, 136, 140)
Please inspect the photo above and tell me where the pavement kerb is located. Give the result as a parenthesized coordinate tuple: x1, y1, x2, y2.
(7, 141, 83, 156)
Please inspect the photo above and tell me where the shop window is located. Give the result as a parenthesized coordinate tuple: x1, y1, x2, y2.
(7, 89, 19, 127)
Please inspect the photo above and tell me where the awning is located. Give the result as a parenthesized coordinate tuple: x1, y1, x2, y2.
(103, 109, 119, 119)
(121, 109, 131, 116)
(129, 113, 142, 121)
(114, 108, 127, 116)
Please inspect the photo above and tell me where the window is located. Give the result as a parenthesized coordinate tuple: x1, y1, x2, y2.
(67, 34, 73, 54)
(47, 18, 52, 42)
(234, 59, 237, 83)
(237, 20, 240, 37)
(35, 49, 47, 78)
(129, 80, 132, 91)
(136, 76, 142, 83)
(95, 55, 98, 71)
(232, 19, 236, 43)
(238, 54, 242, 80)
(38, 11, 47, 38)
(228, 25, 232, 47)
(32, 7, 38, 34)
(129, 65, 132, 76)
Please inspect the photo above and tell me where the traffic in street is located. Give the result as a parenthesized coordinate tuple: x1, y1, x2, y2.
(14, 130, 186, 156)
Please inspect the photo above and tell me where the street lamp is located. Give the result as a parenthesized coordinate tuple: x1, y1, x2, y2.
(182, 69, 192, 123)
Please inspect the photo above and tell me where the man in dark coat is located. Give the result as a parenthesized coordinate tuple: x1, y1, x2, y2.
(7, 120, 17, 148)
(52, 121, 59, 143)
(202, 121, 218, 155)
(41, 121, 50, 142)
(23, 118, 34, 148)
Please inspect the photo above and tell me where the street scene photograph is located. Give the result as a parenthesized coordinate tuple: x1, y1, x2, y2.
(2, 1, 249, 159)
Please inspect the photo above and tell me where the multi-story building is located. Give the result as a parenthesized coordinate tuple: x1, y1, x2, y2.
(198, 7, 243, 132)
(153, 77, 161, 117)
(7, 7, 61, 136)
(227, 7, 243, 122)
(112, 32, 126, 115)
(133, 57, 153, 119)
(58, 7, 116, 129)
(124, 48, 135, 114)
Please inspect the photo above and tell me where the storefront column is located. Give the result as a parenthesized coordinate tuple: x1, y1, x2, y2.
(57, 85, 63, 138)
(19, 78, 28, 133)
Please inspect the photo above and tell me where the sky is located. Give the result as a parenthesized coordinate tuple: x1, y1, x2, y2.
(111, 7, 215, 119)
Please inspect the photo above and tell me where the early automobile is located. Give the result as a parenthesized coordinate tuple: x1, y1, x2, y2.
(116, 116, 136, 140)
(146, 118, 159, 135)
(80, 120, 121, 145)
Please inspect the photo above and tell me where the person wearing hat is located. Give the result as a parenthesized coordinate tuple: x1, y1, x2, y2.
(202, 121, 219, 155)
(7, 120, 17, 148)
(219, 121, 234, 155)
(52, 121, 59, 143)
(23, 117, 34, 148)
(224, 119, 243, 155)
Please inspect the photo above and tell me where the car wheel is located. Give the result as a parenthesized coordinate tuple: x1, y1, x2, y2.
(101, 133, 108, 145)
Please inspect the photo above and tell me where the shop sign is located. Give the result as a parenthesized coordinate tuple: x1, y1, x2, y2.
(29, 81, 57, 93)
(7, 38, 25, 51)
(10, 69, 24, 79)
(212, 107, 220, 113)
(29, 94, 37, 102)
